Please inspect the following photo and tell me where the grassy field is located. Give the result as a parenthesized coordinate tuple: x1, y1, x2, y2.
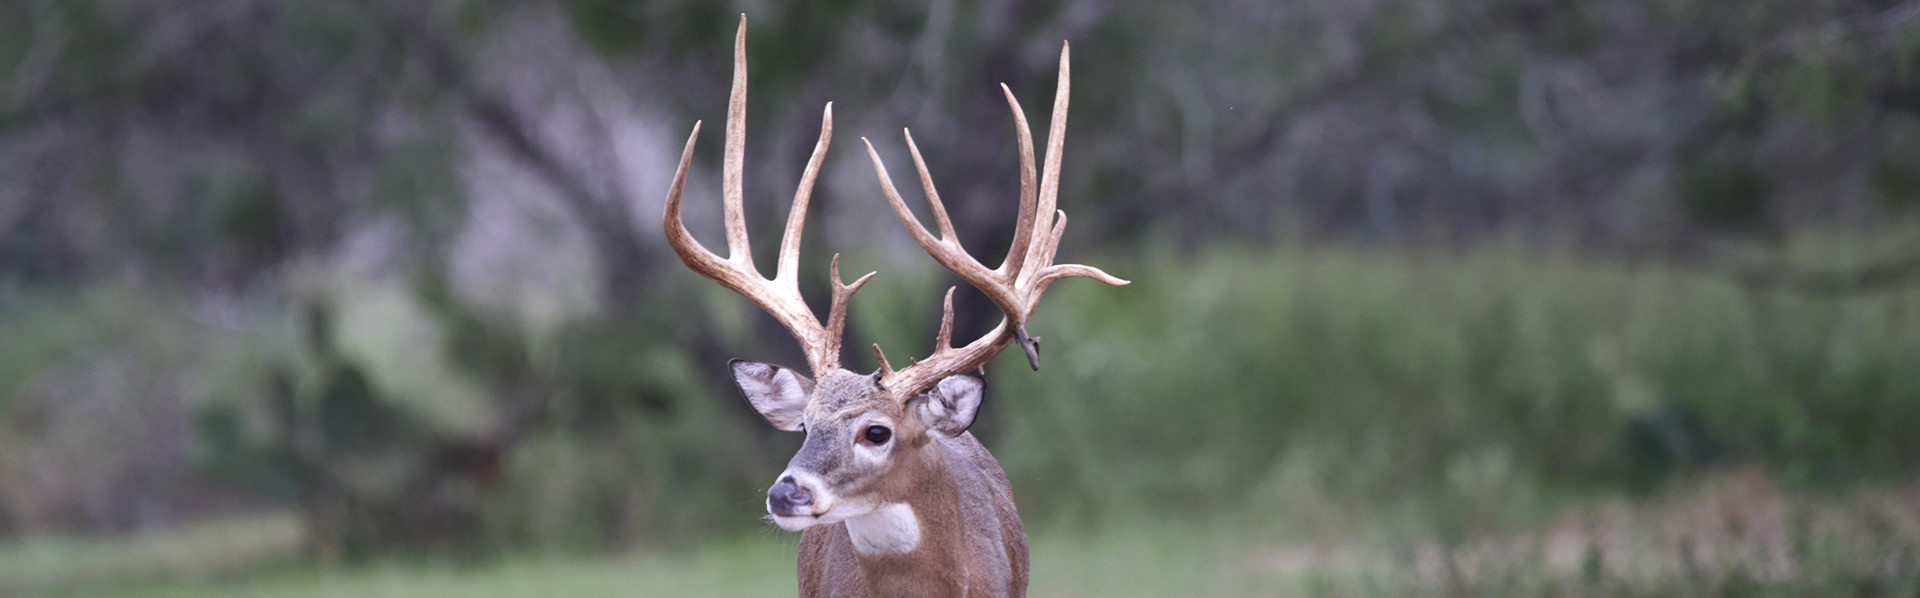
(8, 240, 1920, 596)
(28, 516, 1309, 598)
(12, 468, 1917, 597)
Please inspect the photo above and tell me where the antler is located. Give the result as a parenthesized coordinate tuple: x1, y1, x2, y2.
(862, 41, 1128, 398)
(664, 16, 874, 377)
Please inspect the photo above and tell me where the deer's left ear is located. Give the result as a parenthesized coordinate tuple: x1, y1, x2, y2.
(910, 374, 985, 439)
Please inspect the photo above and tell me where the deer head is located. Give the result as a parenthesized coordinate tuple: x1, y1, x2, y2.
(663, 16, 1124, 533)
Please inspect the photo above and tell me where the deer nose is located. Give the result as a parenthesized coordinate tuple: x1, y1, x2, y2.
(767, 476, 812, 515)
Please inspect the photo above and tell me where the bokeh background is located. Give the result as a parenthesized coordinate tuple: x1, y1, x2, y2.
(3, 0, 1920, 595)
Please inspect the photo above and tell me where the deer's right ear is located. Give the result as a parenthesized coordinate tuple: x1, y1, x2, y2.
(911, 374, 985, 439)
(730, 360, 813, 432)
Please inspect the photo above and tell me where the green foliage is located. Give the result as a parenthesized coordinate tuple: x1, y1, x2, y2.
(991, 244, 1920, 525)
(1676, 150, 1770, 232)
(8, 246, 1920, 593)
(1873, 117, 1920, 211)
(11, 238, 1920, 569)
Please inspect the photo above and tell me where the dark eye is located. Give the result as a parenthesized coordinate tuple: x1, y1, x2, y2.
(862, 425, 892, 445)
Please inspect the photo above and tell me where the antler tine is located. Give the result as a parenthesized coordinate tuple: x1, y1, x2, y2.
(663, 15, 871, 377)
(777, 103, 832, 283)
(864, 40, 1126, 399)
(824, 254, 875, 370)
(867, 285, 955, 388)
(903, 131, 959, 243)
(863, 138, 943, 254)
(998, 83, 1039, 277)
(1031, 211, 1127, 298)
(721, 15, 751, 261)
(664, 122, 714, 262)
(872, 343, 895, 378)
(934, 286, 956, 351)
(1022, 41, 1070, 280)
(864, 137, 1025, 321)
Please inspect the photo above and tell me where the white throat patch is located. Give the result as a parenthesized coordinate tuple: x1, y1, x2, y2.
(844, 503, 921, 556)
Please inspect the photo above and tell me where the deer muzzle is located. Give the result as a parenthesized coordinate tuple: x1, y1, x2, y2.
(767, 475, 814, 516)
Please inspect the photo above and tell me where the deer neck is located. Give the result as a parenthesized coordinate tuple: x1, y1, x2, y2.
(844, 438, 972, 594)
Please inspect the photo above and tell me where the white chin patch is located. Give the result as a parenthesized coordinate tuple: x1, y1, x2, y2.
(844, 503, 920, 556)
(769, 513, 820, 532)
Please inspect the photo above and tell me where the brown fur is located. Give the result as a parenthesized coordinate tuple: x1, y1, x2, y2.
(796, 431, 1028, 598)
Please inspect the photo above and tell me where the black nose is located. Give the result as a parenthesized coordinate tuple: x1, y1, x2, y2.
(767, 476, 812, 515)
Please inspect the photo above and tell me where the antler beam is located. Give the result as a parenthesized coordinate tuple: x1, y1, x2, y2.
(862, 42, 1128, 398)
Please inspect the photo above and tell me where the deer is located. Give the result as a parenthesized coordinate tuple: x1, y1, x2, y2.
(663, 16, 1126, 598)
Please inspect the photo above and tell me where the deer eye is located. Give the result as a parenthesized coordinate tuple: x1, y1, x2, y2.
(862, 425, 892, 445)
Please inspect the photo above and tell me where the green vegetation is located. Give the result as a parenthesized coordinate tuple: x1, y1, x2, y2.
(992, 242, 1920, 524)
(0, 513, 302, 596)
(7, 242, 1920, 595)
(30, 479, 1920, 597)
(8, 0, 1920, 594)
(53, 534, 800, 598)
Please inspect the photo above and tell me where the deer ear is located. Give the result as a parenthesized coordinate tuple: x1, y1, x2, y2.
(730, 360, 812, 431)
(912, 374, 985, 439)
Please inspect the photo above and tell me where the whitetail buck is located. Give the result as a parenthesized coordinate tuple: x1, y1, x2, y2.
(663, 16, 1125, 598)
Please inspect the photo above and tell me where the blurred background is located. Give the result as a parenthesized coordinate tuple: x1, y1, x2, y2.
(2, 0, 1919, 595)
